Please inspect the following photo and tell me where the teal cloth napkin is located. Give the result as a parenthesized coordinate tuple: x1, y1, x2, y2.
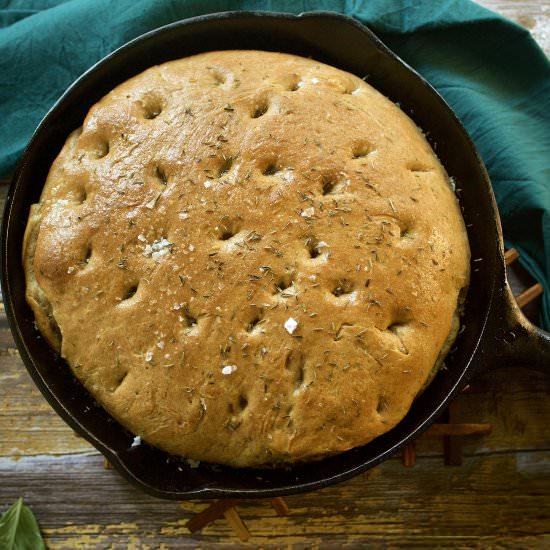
(1, 0, 549, 329)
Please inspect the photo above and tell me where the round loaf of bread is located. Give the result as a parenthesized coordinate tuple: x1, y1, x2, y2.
(23, 50, 470, 467)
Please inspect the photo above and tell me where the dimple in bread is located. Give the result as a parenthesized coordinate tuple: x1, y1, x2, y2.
(23, 50, 470, 467)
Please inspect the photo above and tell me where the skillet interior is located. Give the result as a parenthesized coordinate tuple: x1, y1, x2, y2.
(1, 11, 503, 499)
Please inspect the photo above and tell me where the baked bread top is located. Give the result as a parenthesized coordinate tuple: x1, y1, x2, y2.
(24, 50, 470, 467)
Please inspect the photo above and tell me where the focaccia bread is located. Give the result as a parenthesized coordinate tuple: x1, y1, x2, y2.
(23, 50, 470, 467)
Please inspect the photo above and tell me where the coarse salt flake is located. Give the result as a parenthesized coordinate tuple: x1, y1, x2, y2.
(137, 234, 146, 242)
(131, 436, 141, 447)
(284, 317, 298, 334)
(67, 266, 75, 274)
(154, 238, 170, 250)
(221, 364, 238, 375)
(301, 207, 315, 218)
(143, 237, 172, 260)
(144, 351, 153, 362)
(282, 171, 294, 183)
(152, 249, 169, 260)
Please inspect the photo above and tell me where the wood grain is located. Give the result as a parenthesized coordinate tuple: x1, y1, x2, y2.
(425, 423, 492, 437)
(0, 1, 549, 548)
(1, 451, 549, 548)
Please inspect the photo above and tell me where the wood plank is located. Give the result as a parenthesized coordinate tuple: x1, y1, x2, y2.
(0, 452, 548, 548)
(426, 423, 492, 437)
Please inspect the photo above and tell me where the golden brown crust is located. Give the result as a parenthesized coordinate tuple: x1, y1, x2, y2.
(23, 50, 470, 467)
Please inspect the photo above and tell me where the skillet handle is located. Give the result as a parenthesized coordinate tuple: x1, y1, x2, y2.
(476, 282, 550, 375)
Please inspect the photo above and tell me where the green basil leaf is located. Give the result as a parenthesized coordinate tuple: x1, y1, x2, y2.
(0, 498, 46, 550)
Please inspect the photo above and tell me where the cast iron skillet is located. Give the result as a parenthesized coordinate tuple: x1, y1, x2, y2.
(2, 11, 550, 500)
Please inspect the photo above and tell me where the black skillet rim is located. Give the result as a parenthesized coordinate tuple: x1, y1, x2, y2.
(1, 10, 501, 499)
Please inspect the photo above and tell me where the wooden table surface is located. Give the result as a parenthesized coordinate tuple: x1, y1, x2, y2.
(1, 1, 549, 548)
